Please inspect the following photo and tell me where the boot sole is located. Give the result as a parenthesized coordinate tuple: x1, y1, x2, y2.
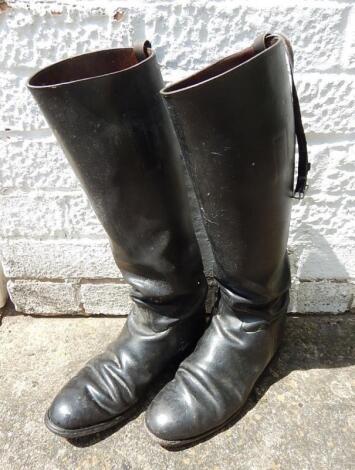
(44, 404, 138, 439)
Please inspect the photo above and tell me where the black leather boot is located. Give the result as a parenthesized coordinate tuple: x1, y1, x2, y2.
(145, 33, 310, 447)
(28, 42, 207, 438)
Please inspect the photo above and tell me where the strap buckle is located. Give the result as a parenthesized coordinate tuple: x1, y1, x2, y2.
(292, 162, 311, 199)
(293, 185, 307, 200)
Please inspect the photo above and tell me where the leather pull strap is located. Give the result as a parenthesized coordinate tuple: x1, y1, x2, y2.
(253, 33, 269, 55)
(133, 40, 152, 61)
(253, 33, 310, 199)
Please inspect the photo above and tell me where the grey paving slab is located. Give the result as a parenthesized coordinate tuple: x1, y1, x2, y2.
(0, 309, 354, 470)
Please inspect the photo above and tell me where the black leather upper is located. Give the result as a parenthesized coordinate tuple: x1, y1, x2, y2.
(28, 48, 205, 307)
(146, 37, 297, 444)
(146, 294, 286, 441)
(28, 47, 207, 434)
(48, 302, 205, 431)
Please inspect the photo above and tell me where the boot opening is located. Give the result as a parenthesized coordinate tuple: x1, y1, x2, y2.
(163, 46, 259, 93)
(28, 48, 148, 87)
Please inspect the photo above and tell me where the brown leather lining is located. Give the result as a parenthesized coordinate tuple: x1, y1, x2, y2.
(165, 46, 256, 92)
(29, 49, 139, 86)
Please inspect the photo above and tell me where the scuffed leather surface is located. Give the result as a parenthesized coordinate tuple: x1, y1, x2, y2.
(163, 39, 294, 302)
(146, 292, 286, 441)
(28, 49, 207, 432)
(29, 50, 205, 305)
(49, 301, 205, 430)
(146, 39, 294, 442)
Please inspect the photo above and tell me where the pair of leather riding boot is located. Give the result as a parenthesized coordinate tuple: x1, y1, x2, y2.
(28, 33, 309, 448)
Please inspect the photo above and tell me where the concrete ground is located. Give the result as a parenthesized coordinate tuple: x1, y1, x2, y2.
(0, 304, 354, 470)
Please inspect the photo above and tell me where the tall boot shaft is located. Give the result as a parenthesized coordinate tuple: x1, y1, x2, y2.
(162, 36, 301, 307)
(28, 44, 206, 307)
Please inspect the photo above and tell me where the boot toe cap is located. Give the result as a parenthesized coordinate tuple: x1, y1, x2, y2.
(46, 383, 97, 433)
(145, 382, 201, 443)
(145, 399, 184, 442)
(45, 374, 116, 436)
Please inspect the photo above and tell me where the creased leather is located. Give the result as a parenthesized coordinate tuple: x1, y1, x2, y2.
(48, 302, 205, 430)
(146, 294, 286, 441)
(146, 37, 295, 443)
(28, 47, 207, 434)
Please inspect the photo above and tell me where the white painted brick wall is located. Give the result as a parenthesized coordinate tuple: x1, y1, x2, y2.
(0, 0, 354, 315)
